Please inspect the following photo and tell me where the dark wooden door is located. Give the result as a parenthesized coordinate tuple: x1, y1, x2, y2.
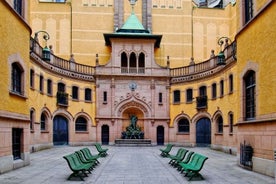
(157, 126, 164, 145)
(101, 125, 109, 145)
(196, 118, 211, 146)
(53, 115, 68, 145)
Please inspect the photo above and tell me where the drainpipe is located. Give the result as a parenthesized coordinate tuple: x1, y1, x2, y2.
(191, 4, 196, 58)
(67, 0, 73, 55)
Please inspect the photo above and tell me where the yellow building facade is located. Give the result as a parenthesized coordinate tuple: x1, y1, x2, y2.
(0, 0, 275, 178)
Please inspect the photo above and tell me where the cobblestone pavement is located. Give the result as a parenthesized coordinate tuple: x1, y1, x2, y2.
(0, 146, 274, 184)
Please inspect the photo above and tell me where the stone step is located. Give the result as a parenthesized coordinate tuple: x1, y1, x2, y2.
(115, 139, 152, 146)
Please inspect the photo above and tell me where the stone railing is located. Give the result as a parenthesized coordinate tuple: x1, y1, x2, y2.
(170, 41, 236, 83)
(30, 38, 95, 81)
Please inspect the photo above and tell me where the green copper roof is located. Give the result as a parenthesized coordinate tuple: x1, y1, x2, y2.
(116, 13, 150, 34)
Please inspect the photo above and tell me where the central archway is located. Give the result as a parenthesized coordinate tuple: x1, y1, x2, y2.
(53, 115, 68, 145)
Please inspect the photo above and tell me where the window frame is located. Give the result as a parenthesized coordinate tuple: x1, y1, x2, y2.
(217, 116, 223, 133)
(173, 90, 181, 104)
(212, 83, 217, 99)
(85, 88, 92, 102)
(244, 70, 256, 120)
(178, 118, 190, 133)
(186, 88, 193, 103)
(72, 86, 79, 100)
(75, 117, 88, 132)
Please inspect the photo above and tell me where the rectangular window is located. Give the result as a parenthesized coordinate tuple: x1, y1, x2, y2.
(220, 80, 224, 97)
(39, 75, 44, 93)
(229, 75, 234, 93)
(212, 83, 217, 99)
(85, 88, 92, 101)
(103, 91, 107, 103)
(39, 0, 66, 2)
(47, 79, 52, 95)
(186, 89, 193, 103)
(158, 93, 163, 104)
(30, 69, 35, 89)
(14, 0, 23, 16)
(245, 0, 253, 24)
(12, 128, 22, 160)
(72, 86, 79, 100)
(173, 90, 180, 103)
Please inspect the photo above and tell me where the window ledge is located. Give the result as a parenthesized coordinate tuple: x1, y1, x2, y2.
(215, 133, 223, 135)
(41, 130, 49, 133)
(176, 132, 190, 135)
(9, 91, 27, 99)
(76, 131, 89, 134)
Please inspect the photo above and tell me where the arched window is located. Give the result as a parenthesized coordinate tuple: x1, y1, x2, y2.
(12, 63, 23, 94)
(57, 82, 65, 92)
(40, 113, 46, 131)
(121, 52, 128, 73)
(129, 52, 137, 73)
(217, 116, 223, 133)
(178, 118, 190, 133)
(75, 117, 87, 131)
(138, 53, 145, 73)
(244, 70, 256, 120)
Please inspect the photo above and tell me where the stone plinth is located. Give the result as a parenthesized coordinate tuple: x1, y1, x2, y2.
(115, 139, 152, 147)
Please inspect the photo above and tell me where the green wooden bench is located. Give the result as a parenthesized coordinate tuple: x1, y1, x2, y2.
(178, 153, 208, 181)
(170, 148, 188, 167)
(80, 148, 101, 165)
(168, 148, 184, 164)
(75, 150, 97, 170)
(95, 143, 108, 157)
(63, 153, 93, 181)
(177, 151, 194, 170)
(159, 143, 174, 157)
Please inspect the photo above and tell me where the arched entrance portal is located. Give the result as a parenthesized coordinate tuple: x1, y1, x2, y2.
(101, 125, 109, 145)
(196, 118, 211, 146)
(157, 126, 164, 145)
(53, 115, 68, 145)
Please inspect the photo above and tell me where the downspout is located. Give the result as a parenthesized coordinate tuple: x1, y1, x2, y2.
(67, 0, 72, 54)
(191, 5, 196, 58)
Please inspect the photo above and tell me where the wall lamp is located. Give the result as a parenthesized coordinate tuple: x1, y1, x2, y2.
(217, 37, 231, 66)
(34, 31, 51, 62)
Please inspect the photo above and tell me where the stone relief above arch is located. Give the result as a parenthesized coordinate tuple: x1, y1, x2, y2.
(191, 111, 212, 124)
(115, 92, 151, 117)
(172, 111, 191, 128)
(52, 109, 73, 122)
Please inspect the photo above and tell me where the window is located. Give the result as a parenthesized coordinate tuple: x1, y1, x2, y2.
(217, 116, 223, 133)
(244, 70, 256, 120)
(85, 88, 92, 101)
(138, 53, 145, 73)
(220, 80, 224, 97)
(12, 63, 23, 94)
(30, 109, 35, 131)
(178, 118, 190, 133)
(75, 117, 87, 131)
(121, 52, 128, 73)
(39, 75, 44, 93)
(47, 79, 52, 95)
(158, 93, 163, 104)
(212, 83, 217, 99)
(229, 113, 233, 134)
(12, 128, 22, 160)
(186, 89, 193, 103)
(199, 86, 207, 96)
(244, 0, 253, 24)
(30, 69, 35, 89)
(229, 74, 233, 93)
(129, 52, 137, 73)
(173, 90, 180, 103)
(103, 91, 107, 103)
(40, 113, 46, 131)
(72, 86, 79, 100)
(14, 0, 23, 16)
(39, 0, 66, 2)
(57, 82, 65, 92)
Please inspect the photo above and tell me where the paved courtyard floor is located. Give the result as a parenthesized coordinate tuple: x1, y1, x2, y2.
(0, 145, 274, 184)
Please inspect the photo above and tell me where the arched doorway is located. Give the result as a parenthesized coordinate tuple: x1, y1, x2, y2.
(101, 125, 109, 145)
(157, 126, 164, 145)
(196, 118, 211, 146)
(53, 115, 68, 145)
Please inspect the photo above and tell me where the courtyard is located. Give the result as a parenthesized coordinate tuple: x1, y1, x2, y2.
(0, 146, 274, 184)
